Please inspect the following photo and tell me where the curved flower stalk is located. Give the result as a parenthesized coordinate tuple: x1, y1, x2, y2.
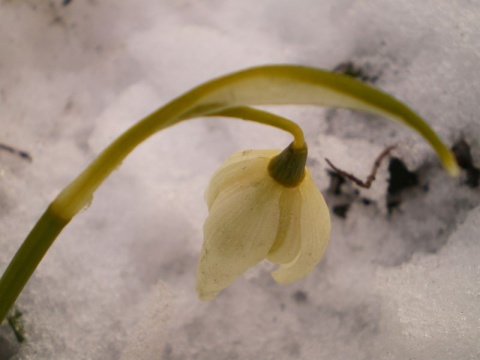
(197, 148, 330, 300)
(0, 65, 459, 323)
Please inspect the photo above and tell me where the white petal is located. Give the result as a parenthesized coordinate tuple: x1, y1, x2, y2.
(271, 171, 331, 284)
(266, 188, 302, 264)
(205, 149, 280, 208)
(197, 174, 282, 300)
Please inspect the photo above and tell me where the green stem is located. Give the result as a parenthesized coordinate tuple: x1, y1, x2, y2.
(0, 64, 459, 324)
(0, 206, 69, 323)
(212, 107, 306, 149)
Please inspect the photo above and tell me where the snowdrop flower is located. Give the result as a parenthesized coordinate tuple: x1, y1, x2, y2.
(0, 64, 459, 323)
(196, 143, 330, 300)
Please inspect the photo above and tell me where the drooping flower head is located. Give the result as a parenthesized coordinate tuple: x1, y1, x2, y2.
(196, 143, 330, 300)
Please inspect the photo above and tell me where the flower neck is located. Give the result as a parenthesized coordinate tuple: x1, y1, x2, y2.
(268, 142, 308, 187)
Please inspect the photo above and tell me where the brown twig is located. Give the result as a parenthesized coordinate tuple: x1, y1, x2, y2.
(0, 143, 32, 162)
(325, 145, 396, 189)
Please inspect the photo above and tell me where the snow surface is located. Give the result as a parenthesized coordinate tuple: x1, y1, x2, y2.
(1, 1, 479, 359)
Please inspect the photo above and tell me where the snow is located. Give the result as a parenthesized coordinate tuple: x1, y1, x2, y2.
(1, 1, 479, 359)
(374, 205, 480, 359)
